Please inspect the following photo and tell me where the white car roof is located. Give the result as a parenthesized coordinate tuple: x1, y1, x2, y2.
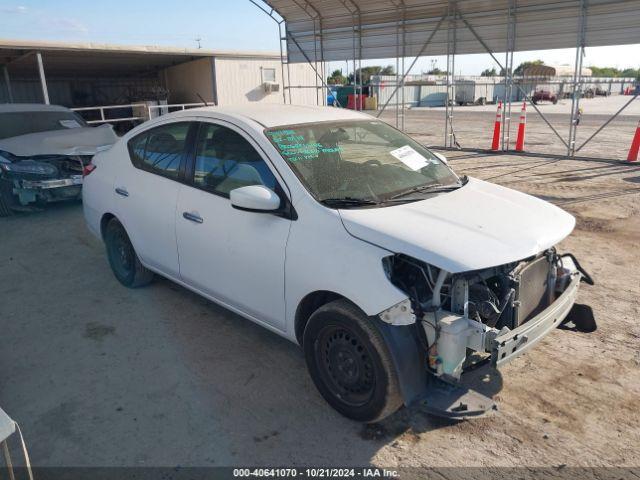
(0, 103, 72, 114)
(174, 104, 372, 128)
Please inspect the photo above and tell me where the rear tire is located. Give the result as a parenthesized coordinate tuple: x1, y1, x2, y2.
(0, 178, 16, 217)
(104, 218, 154, 288)
(303, 299, 403, 423)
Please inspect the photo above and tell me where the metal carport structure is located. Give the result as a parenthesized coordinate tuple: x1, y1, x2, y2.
(252, 0, 640, 157)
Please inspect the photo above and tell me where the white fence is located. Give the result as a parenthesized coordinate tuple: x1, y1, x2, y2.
(72, 102, 206, 125)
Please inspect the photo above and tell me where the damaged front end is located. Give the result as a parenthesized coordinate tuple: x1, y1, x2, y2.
(378, 250, 593, 418)
(0, 151, 92, 208)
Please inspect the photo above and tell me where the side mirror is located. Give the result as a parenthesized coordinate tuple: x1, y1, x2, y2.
(230, 185, 281, 213)
(433, 152, 448, 165)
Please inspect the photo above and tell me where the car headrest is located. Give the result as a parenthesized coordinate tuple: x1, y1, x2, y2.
(149, 132, 178, 152)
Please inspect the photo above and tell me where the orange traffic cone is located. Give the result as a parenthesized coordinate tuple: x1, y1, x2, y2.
(491, 101, 503, 151)
(515, 101, 527, 151)
(628, 119, 640, 162)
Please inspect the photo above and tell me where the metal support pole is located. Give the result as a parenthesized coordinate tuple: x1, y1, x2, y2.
(502, 0, 517, 150)
(575, 94, 638, 153)
(250, 1, 289, 104)
(445, 5, 458, 148)
(36, 52, 50, 104)
(291, 0, 325, 106)
(352, 15, 357, 109)
(277, 22, 287, 104)
(336, 0, 361, 110)
(287, 33, 342, 108)
(358, 12, 363, 112)
(400, 3, 406, 131)
(2, 66, 13, 103)
(395, 15, 401, 127)
(3, 440, 15, 480)
(376, 16, 445, 118)
(568, 0, 587, 156)
(460, 14, 570, 149)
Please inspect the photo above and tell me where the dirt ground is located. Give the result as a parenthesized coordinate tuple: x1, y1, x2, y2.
(0, 140, 639, 468)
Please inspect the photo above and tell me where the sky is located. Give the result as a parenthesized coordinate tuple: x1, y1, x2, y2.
(1, 0, 638, 76)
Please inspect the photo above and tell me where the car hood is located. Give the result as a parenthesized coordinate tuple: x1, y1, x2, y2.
(339, 177, 575, 273)
(0, 124, 117, 157)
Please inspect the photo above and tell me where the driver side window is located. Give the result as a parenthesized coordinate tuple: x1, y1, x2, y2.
(192, 123, 277, 197)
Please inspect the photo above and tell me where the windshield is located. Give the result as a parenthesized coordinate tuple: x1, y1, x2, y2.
(0, 111, 88, 140)
(265, 120, 459, 205)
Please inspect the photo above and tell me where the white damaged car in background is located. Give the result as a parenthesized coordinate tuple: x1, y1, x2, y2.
(0, 103, 117, 216)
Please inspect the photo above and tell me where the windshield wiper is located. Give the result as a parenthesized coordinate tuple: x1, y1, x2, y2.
(320, 197, 379, 208)
(389, 178, 466, 200)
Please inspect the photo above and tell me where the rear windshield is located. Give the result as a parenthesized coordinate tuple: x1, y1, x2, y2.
(0, 111, 88, 140)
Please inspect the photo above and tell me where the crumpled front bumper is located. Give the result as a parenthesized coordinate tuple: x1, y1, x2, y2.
(20, 176, 83, 189)
(491, 273, 581, 367)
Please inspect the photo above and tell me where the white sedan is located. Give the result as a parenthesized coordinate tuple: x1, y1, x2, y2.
(83, 105, 592, 422)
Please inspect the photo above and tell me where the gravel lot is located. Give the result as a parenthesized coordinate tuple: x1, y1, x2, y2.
(0, 121, 639, 469)
(385, 94, 639, 160)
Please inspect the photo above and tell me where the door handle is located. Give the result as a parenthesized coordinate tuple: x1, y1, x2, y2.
(182, 212, 204, 224)
(115, 187, 129, 197)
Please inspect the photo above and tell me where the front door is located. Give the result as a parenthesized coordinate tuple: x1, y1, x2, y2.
(176, 121, 291, 329)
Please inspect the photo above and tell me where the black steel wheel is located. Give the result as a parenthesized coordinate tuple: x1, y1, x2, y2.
(315, 325, 376, 407)
(104, 218, 154, 288)
(303, 299, 402, 422)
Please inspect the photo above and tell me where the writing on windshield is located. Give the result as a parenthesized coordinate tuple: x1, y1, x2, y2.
(266, 129, 342, 163)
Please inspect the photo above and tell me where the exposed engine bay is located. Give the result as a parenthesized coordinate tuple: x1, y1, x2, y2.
(381, 250, 593, 380)
(0, 152, 92, 207)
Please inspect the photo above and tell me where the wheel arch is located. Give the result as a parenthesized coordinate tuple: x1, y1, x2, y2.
(100, 212, 117, 240)
(295, 290, 363, 346)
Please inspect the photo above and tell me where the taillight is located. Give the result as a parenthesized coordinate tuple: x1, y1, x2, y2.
(83, 163, 97, 177)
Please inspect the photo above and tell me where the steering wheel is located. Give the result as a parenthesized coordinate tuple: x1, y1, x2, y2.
(362, 159, 382, 167)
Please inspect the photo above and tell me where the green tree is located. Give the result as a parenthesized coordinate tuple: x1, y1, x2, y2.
(426, 67, 445, 75)
(327, 69, 347, 85)
(511, 60, 544, 76)
(481, 67, 497, 77)
(347, 65, 395, 84)
(588, 66, 640, 79)
(620, 67, 640, 79)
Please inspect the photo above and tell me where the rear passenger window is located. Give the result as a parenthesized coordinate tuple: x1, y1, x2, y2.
(192, 123, 277, 196)
(128, 122, 191, 179)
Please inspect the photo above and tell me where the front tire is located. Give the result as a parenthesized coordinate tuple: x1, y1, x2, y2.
(104, 218, 154, 288)
(303, 299, 403, 423)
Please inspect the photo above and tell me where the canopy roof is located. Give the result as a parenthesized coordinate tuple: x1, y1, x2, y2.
(264, 0, 640, 63)
(0, 39, 280, 76)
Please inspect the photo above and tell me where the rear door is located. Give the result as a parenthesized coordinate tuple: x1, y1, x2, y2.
(114, 121, 196, 278)
(175, 120, 292, 329)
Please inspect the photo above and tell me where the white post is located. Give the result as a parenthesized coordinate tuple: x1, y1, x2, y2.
(3, 66, 13, 103)
(36, 52, 50, 104)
